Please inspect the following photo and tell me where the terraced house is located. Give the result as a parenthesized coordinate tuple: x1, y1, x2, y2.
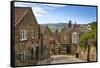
(39, 25, 51, 64)
(59, 26, 71, 54)
(15, 7, 40, 66)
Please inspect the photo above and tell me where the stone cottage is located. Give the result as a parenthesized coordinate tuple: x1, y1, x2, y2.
(15, 7, 40, 66)
(71, 23, 82, 56)
(59, 26, 71, 54)
(39, 25, 51, 64)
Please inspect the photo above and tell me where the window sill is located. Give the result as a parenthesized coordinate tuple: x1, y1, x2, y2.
(20, 39, 27, 41)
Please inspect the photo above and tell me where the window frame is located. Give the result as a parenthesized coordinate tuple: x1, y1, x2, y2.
(32, 30, 35, 39)
(20, 30, 27, 41)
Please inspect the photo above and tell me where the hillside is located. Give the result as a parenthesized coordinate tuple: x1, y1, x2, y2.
(40, 23, 65, 32)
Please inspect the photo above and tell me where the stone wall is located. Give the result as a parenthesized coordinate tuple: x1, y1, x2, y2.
(78, 46, 97, 61)
(15, 9, 39, 66)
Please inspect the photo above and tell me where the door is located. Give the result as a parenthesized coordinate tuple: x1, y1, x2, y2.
(35, 46, 39, 63)
(61, 44, 67, 54)
(66, 45, 70, 54)
(31, 48, 36, 64)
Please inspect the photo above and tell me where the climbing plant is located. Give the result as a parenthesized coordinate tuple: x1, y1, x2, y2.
(79, 21, 96, 49)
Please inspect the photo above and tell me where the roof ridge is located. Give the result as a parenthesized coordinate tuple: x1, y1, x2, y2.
(15, 8, 30, 26)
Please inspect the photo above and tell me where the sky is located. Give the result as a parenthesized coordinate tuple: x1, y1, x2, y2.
(14, 2, 97, 24)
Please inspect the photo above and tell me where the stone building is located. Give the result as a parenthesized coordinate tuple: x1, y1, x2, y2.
(15, 7, 40, 66)
(65, 21, 82, 55)
(54, 30, 61, 55)
(49, 30, 61, 55)
(40, 25, 51, 64)
(59, 26, 71, 54)
(71, 23, 81, 55)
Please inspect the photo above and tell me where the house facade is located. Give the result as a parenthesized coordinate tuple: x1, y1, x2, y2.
(71, 23, 81, 55)
(59, 26, 71, 54)
(15, 7, 40, 66)
(49, 30, 61, 55)
(40, 25, 51, 64)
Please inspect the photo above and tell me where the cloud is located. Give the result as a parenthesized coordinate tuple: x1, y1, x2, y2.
(42, 4, 66, 8)
(38, 4, 66, 11)
(14, 2, 48, 17)
(14, 2, 66, 17)
(32, 7, 48, 17)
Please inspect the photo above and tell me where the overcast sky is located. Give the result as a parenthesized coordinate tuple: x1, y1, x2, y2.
(14, 2, 97, 24)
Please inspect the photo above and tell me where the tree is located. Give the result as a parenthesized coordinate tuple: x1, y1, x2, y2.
(79, 21, 96, 61)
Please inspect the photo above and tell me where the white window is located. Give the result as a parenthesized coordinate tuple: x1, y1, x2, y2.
(64, 36, 66, 40)
(20, 30, 27, 41)
(77, 34, 79, 43)
(32, 30, 35, 39)
(72, 32, 79, 44)
(72, 35, 75, 43)
(20, 51, 27, 62)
